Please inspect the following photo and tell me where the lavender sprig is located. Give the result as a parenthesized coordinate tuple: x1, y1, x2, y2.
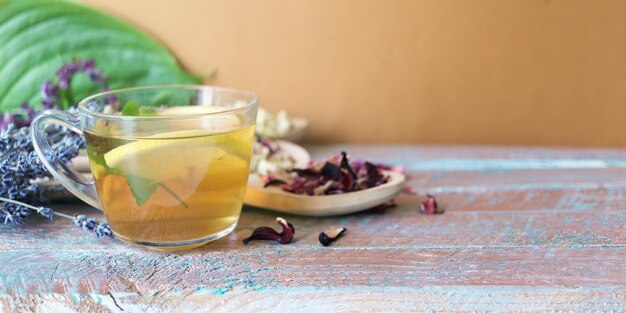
(0, 197, 113, 238)
(45, 58, 109, 110)
(0, 58, 114, 239)
(0, 58, 109, 130)
(74, 215, 113, 238)
(0, 124, 85, 206)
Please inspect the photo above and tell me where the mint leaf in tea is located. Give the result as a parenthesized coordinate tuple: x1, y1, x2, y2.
(121, 100, 157, 116)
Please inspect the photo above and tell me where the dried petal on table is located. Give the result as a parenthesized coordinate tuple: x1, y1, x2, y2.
(242, 217, 295, 244)
(420, 194, 444, 214)
(319, 227, 347, 246)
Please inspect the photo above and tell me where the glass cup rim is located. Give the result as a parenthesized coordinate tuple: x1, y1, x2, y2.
(77, 84, 258, 122)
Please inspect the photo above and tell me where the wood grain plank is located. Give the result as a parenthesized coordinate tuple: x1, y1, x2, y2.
(1, 247, 624, 295)
(2, 203, 624, 251)
(406, 168, 626, 192)
(427, 186, 626, 212)
(2, 210, 625, 252)
(2, 286, 625, 312)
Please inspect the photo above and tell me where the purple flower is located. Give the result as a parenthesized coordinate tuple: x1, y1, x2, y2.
(74, 214, 114, 238)
(0, 197, 113, 239)
(83, 59, 95, 71)
(37, 207, 53, 219)
(1, 124, 83, 204)
(88, 70, 108, 83)
(74, 214, 97, 230)
(41, 99, 53, 109)
(41, 81, 59, 99)
(95, 222, 113, 238)
(50, 58, 108, 101)
(0, 202, 31, 224)
(56, 62, 78, 88)
(2, 57, 111, 131)
(103, 94, 118, 106)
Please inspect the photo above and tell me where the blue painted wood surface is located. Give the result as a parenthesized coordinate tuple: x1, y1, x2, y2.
(1, 145, 625, 312)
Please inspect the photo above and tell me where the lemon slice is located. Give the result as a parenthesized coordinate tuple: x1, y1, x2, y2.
(103, 130, 220, 182)
(103, 128, 252, 182)
(102, 105, 252, 182)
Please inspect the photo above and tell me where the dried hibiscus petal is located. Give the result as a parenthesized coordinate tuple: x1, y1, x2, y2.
(338, 170, 353, 192)
(420, 194, 443, 214)
(364, 161, 383, 188)
(262, 151, 394, 196)
(292, 168, 320, 178)
(321, 162, 342, 181)
(242, 217, 295, 244)
(340, 152, 358, 188)
(313, 180, 334, 195)
(319, 227, 347, 246)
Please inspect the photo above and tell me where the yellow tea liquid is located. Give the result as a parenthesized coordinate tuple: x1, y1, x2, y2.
(85, 125, 254, 249)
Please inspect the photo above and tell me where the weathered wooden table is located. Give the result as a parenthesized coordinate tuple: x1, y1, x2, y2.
(2, 146, 625, 312)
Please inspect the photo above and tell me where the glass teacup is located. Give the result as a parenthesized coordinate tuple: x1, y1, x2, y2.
(31, 85, 258, 250)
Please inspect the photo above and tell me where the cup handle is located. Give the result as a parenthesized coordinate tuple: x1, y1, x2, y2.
(30, 110, 101, 209)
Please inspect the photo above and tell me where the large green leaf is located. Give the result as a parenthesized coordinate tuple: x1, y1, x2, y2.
(0, 0, 201, 111)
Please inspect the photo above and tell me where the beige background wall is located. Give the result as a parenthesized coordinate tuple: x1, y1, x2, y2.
(83, 0, 626, 146)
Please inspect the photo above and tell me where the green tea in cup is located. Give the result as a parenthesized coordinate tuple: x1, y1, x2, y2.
(31, 86, 258, 250)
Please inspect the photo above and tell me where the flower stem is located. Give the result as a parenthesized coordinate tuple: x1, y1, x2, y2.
(0, 196, 74, 220)
(64, 81, 75, 109)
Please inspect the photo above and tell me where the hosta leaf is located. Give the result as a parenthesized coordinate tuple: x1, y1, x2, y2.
(0, 0, 201, 111)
